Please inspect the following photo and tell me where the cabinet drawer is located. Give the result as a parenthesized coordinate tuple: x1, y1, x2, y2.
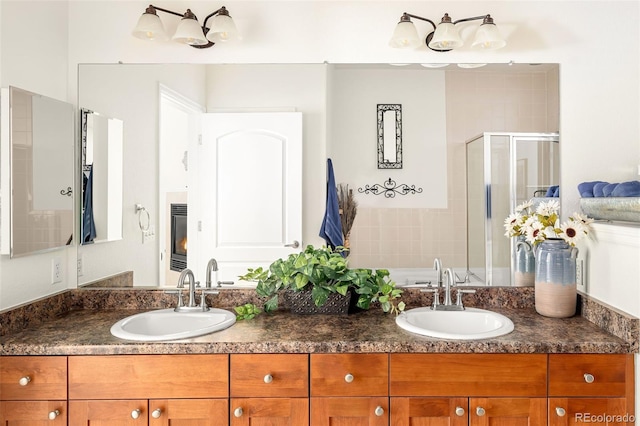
(231, 354, 308, 397)
(311, 353, 388, 397)
(390, 354, 547, 397)
(0, 356, 67, 400)
(69, 354, 229, 399)
(0, 401, 67, 424)
(549, 354, 630, 397)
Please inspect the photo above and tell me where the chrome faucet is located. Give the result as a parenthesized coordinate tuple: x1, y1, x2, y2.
(177, 268, 199, 309)
(433, 258, 443, 287)
(429, 268, 475, 311)
(205, 258, 218, 288)
(442, 268, 454, 307)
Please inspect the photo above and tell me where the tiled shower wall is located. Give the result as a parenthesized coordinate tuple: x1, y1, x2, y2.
(348, 68, 558, 269)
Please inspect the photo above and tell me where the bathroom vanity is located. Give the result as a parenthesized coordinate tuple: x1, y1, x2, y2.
(0, 288, 637, 425)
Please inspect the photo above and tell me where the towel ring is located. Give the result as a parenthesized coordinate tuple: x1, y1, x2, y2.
(135, 204, 150, 232)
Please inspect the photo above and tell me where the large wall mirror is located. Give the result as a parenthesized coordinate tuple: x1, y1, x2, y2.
(1, 86, 74, 257)
(76, 63, 559, 288)
(80, 108, 124, 245)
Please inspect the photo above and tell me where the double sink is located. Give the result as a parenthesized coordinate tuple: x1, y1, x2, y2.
(110, 304, 514, 342)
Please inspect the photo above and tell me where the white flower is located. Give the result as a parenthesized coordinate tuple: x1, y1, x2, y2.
(560, 220, 587, 246)
(536, 200, 560, 217)
(525, 221, 545, 245)
(570, 212, 594, 226)
(515, 200, 533, 213)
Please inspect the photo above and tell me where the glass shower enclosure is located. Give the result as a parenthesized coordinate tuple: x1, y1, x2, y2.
(466, 132, 560, 286)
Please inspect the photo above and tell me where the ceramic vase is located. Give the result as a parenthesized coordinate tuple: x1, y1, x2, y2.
(534, 238, 578, 318)
(514, 236, 535, 287)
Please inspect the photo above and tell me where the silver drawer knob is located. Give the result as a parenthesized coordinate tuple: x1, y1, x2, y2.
(374, 406, 384, 417)
(556, 407, 566, 417)
(584, 373, 595, 383)
(455, 407, 465, 416)
(264, 374, 273, 384)
(19, 376, 31, 386)
(344, 373, 354, 383)
(234, 407, 244, 418)
(152, 408, 162, 419)
(476, 407, 486, 416)
(131, 409, 141, 419)
(48, 410, 60, 420)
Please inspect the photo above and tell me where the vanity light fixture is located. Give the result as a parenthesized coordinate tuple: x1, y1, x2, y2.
(132, 4, 239, 49)
(389, 12, 506, 52)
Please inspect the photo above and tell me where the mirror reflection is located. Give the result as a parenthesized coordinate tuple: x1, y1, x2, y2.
(1, 86, 74, 257)
(77, 63, 559, 288)
(80, 108, 124, 245)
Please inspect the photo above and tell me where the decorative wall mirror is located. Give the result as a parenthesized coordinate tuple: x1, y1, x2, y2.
(80, 108, 124, 245)
(377, 103, 402, 169)
(0, 86, 74, 257)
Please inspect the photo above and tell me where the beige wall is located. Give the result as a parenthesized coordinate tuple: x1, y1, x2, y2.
(348, 67, 558, 269)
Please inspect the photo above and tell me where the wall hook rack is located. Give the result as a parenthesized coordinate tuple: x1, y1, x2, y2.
(358, 178, 423, 197)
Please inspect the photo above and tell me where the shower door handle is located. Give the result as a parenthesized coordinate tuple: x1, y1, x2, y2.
(284, 240, 300, 249)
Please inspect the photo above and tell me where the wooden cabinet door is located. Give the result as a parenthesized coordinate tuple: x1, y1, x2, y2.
(0, 401, 67, 425)
(469, 398, 546, 426)
(149, 399, 228, 426)
(311, 397, 388, 426)
(390, 397, 468, 426)
(231, 397, 308, 426)
(549, 398, 631, 425)
(69, 400, 149, 426)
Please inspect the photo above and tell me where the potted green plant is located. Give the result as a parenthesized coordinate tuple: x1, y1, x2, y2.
(235, 245, 404, 318)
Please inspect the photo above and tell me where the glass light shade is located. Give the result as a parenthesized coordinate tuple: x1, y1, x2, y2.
(132, 12, 168, 41)
(172, 17, 208, 46)
(388, 21, 421, 48)
(428, 22, 463, 50)
(472, 23, 506, 50)
(206, 14, 240, 43)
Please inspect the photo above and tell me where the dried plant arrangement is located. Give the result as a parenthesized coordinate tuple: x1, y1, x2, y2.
(337, 183, 358, 244)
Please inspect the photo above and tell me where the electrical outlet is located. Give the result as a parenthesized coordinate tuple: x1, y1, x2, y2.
(576, 259, 583, 286)
(142, 226, 155, 244)
(51, 257, 62, 284)
(77, 253, 84, 276)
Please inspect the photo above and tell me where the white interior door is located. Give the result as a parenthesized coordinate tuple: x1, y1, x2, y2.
(191, 112, 302, 286)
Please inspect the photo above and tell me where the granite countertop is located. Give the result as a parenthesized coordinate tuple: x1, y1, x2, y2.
(0, 305, 634, 356)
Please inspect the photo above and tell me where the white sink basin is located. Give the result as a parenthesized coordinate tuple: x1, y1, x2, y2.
(110, 308, 236, 341)
(395, 307, 514, 340)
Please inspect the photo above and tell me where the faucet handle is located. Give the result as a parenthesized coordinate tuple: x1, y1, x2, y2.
(198, 289, 220, 311)
(216, 280, 235, 288)
(456, 288, 476, 308)
(164, 289, 185, 308)
(421, 287, 440, 308)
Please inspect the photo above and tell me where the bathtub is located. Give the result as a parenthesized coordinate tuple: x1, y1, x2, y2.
(386, 268, 485, 287)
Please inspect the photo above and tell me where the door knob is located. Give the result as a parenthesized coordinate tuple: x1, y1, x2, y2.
(48, 410, 61, 420)
(234, 407, 243, 417)
(131, 409, 142, 419)
(284, 240, 300, 248)
(151, 408, 162, 418)
(374, 406, 384, 416)
(18, 376, 31, 386)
